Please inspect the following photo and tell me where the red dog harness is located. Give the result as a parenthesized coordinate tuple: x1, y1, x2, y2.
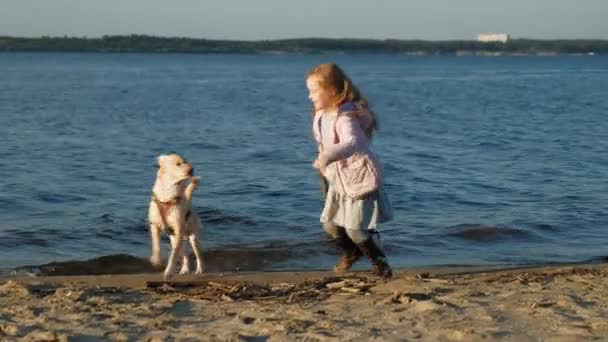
(151, 193, 189, 234)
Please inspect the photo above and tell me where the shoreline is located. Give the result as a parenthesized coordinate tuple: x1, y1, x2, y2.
(2, 263, 607, 340)
(1, 36, 606, 56)
(4, 261, 606, 288)
(0, 50, 604, 57)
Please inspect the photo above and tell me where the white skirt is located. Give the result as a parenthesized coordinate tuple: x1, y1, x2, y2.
(320, 178, 393, 232)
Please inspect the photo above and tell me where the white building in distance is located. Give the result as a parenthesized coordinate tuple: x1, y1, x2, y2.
(477, 33, 510, 43)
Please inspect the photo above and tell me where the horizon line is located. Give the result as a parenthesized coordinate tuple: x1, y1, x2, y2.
(2, 34, 607, 42)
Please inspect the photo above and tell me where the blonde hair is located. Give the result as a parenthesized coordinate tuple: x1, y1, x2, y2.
(306, 63, 378, 138)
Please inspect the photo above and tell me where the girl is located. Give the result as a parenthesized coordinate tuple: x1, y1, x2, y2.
(306, 63, 393, 278)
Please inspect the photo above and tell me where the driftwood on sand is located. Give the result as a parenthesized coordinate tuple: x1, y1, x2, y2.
(1, 264, 607, 341)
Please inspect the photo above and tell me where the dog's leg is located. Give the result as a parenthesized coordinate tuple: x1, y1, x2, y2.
(149, 224, 162, 267)
(188, 233, 204, 275)
(178, 237, 190, 275)
(179, 252, 190, 275)
(169, 235, 189, 275)
(164, 229, 184, 280)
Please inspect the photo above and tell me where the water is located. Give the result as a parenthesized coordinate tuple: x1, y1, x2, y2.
(1, 52, 607, 275)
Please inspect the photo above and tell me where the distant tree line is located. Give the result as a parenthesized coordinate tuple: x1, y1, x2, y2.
(0, 35, 606, 55)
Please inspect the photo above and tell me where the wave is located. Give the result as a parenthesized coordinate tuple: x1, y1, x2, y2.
(14, 254, 156, 276)
(198, 207, 258, 226)
(447, 224, 534, 242)
(11, 244, 301, 276)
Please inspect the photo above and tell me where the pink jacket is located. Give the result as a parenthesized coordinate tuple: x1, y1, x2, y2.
(312, 102, 383, 198)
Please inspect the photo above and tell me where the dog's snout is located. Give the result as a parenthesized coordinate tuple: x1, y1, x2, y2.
(187, 166, 193, 176)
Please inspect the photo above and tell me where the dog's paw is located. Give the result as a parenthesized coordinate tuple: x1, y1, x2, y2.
(179, 267, 190, 275)
(163, 270, 175, 281)
(150, 255, 162, 267)
(194, 266, 204, 275)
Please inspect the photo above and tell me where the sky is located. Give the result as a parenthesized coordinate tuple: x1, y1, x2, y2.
(1, 0, 606, 41)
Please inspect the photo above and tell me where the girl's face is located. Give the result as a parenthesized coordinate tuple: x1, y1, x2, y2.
(306, 76, 336, 111)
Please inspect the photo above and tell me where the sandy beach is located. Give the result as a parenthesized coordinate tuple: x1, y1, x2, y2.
(1, 263, 607, 341)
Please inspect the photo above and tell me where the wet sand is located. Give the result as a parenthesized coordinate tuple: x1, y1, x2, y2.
(1, 263, 607, 341)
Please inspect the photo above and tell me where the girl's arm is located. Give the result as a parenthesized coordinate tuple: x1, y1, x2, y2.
(318, 115, 366, 167)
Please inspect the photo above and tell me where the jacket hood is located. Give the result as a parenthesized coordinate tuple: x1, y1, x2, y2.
(338, 101, 373, 131)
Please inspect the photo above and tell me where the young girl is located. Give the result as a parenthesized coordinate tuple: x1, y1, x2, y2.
(306, 63, 393, 278)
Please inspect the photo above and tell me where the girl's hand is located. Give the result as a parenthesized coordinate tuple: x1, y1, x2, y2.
(313, 158, 327, 172)
(312, 158, 321, 169)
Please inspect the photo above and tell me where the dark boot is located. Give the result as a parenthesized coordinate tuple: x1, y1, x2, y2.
(333, 227, 362, 273)
(358, 236, 393, 278)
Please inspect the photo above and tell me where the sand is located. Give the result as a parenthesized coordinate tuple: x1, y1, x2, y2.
(1, 263, 607, 341)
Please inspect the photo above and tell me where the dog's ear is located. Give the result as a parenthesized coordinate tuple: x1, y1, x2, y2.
(157, 154, 169, 167)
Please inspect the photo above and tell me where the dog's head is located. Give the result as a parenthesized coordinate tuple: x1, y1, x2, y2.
(156, 153, 193, 184)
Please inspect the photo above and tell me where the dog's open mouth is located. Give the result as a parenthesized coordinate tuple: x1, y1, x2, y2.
(175, 171, 193, 184)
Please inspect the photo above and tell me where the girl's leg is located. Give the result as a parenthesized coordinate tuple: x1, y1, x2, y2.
(321, 221, 340, 239)
(347, 228, 392, 278)
(333, 226, 363, 273)
(323, 222, 362, 273)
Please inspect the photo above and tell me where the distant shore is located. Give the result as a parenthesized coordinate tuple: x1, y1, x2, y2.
(1, 35, 606, 55)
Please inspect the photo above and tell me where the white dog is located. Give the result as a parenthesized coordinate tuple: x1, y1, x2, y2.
(148, 153, 204, 279)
